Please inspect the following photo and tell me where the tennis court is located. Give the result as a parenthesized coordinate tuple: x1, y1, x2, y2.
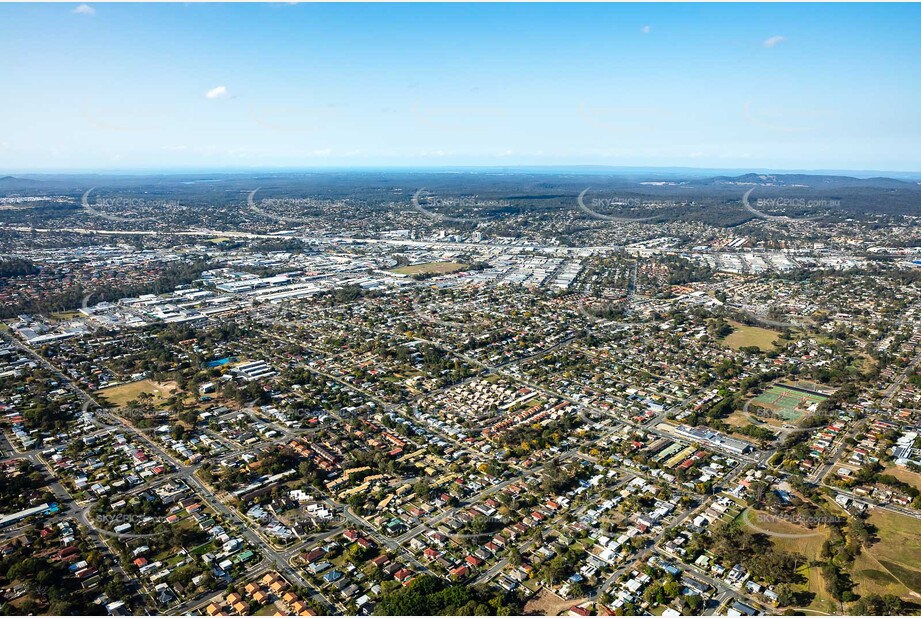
(751, 384, 828, 421)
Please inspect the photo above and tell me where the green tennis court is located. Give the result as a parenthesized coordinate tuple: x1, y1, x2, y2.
(751, 384, 828, 421)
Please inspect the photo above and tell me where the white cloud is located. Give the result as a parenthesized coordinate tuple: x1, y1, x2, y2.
(205, 86, 229, 99)
(72, 4, 95, 15)
(641, 25, 651, 34)
(763, 35, 787, 49)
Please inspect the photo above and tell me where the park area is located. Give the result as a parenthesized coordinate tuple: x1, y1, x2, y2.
(95, 379, 180, 407)
(751, 384, 828, 422)
(851, 509, 921, 601)
(721, 320, 781, 351)
(743, 503, 921, 611)
(741, 506, 838, 614)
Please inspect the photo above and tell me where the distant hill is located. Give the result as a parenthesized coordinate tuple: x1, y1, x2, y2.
(0, 175, 92, 193)
(703, 173, 913, 190)
(0, 175, 53, 191)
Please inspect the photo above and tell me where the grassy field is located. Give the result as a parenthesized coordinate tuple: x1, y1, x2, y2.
(95, 379, 179, 407)
(392, 261, 467, 276)
(722, 321, 781, 351)
(882, 466, 921, 493)
(724, 409, 758, 429)
(741, 507, 837, 613)
(741, 508, 830, 551)
(850, 509, 921, 601)
(50, 310, 82, 320)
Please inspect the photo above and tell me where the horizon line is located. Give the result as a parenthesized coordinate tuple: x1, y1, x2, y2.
(5, 164, 921, 178)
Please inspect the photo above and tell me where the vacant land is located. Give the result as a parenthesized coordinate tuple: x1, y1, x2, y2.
(724, 409, 757, 429)
(741, 507, 836, 613)
(882, 465, 921, 493)
(392, 261, 467, 276)
(524, 589, 586, 616)
(722, 321, 780, 351)
(741, 507, 831, 551)
(850, 509, 921, 601)
(96, 379, 179, 407)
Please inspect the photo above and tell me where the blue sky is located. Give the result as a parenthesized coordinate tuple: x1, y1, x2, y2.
(1, 2, 920, 172)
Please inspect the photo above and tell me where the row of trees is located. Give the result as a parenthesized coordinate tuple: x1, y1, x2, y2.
(372, 574, 520, 615)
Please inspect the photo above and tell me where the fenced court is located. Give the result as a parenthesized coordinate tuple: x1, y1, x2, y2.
(751, 384, 828, 421)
